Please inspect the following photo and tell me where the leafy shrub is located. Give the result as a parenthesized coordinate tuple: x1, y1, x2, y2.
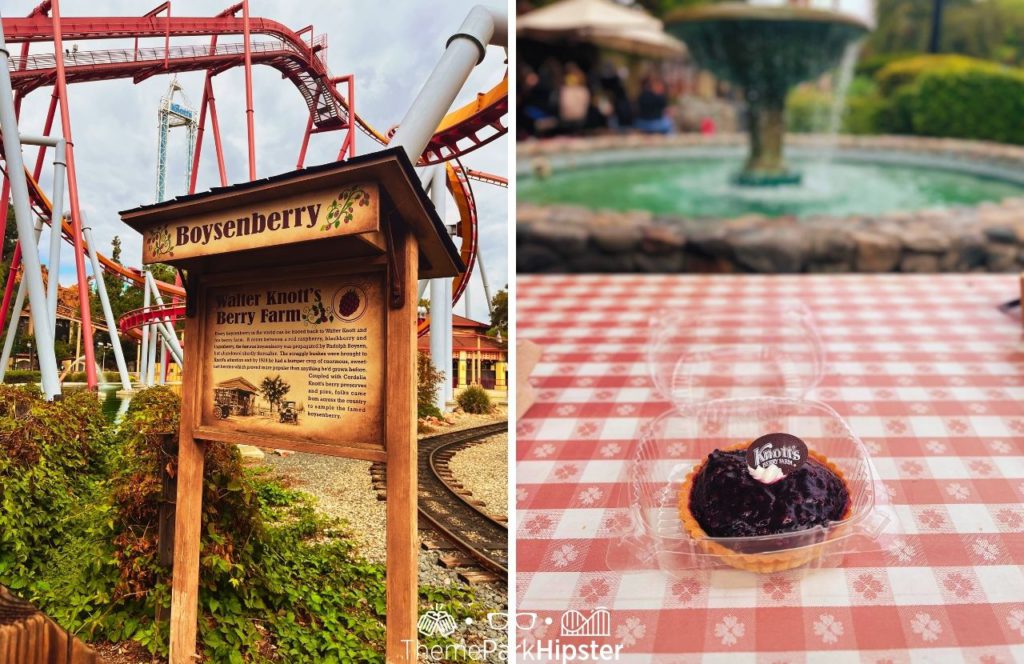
(417, 351, 445, 419)
(3, 369, 40, 384)
(786, 85, 833, 133)
(841, 77, 886, 135)
(0, 386, 487, 661)
(2, 370, 124, 385)
(0, 384, 114, 604)
(874, 54, 989, 95)
(908, 65, 1024, 143)
(457, 385, 492, 414)
(869, 55, 1024, 143)
(855, 51, 918, 79)
(65, 371, 124, 384)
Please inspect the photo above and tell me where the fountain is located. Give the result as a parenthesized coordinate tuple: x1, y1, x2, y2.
(666, 3, 869, 185)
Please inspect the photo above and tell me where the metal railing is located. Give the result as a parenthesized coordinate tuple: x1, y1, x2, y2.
(8, 33, 327, 72)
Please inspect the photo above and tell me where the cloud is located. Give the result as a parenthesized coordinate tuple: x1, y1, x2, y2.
(5, 0, 507, 321)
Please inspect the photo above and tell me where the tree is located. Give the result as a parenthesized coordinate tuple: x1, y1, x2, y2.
(488, 287, 508, 339)
(259, 375, 290, 413)
(417, 351, 445, 418)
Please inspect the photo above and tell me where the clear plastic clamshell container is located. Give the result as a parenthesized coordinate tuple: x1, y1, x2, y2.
(608, 303, 892, 576)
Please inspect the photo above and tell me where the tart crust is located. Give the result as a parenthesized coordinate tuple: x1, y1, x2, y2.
(678, 442, 853, 573)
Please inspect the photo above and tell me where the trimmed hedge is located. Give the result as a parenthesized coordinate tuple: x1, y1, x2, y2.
(3, 370, 124, 385)
(846, 54, 1024, 144)
(3, 370, 40, 384)
(908, 65, 1024, 143)
(874, 54, 989, 94)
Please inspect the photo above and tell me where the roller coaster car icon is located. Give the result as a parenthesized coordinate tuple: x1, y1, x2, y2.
(278, 401, 299, 425)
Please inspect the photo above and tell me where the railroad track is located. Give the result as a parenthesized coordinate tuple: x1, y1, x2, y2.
(370, 422, 508, 584)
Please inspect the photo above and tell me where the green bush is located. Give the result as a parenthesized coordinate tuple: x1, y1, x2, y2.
(1, 369, 124, 385)
(786, 85, 833, 133)
(866, 55, 1024, 143)
(64, 370, 124, 384)
(855, 51, 918, 79)
(841, 77, 886, 134)
(0, 386, 487, 661)
(417, 351, 444, 419)
(456, 385, 492, 414)
(875, 54, 989, 95)
(908, 65, 1024, 143)
(3, 369, 40, 384)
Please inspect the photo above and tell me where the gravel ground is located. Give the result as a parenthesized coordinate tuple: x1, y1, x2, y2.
(263, 452, 389, 563)
(92, 640, 150, 663)
(447, 433, 508, 519)
(262, 411, 510, 662)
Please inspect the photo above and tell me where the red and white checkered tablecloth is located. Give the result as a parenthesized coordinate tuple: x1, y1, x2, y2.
(515, 274, 1024, 664)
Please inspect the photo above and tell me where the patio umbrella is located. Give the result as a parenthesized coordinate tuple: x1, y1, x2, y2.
(518, 0, 662, 37)
(589, 25, 685, 58)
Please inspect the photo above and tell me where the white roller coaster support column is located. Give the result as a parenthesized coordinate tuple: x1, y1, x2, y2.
(0, 219, 43, 381)
(0, 13, 61, 399)
(83, 227, 131, 392)
(478, 249, 493, 314)
(145, 271, 184, 365)
(425, 167, 450, 412)
(147, 316, 157, 385)
(390, 5, 507, 163)
(158, 336, 166, 384)
(140, 273, 151, 386)
(19, 134, 66, 333)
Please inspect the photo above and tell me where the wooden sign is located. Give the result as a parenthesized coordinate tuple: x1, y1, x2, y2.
(120, 148, 463, 664)
(141, 182, 379, 263)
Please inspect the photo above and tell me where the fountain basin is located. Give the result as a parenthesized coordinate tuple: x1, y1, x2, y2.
(666, 4, 869, 185)
(517, 134, 1024, 274)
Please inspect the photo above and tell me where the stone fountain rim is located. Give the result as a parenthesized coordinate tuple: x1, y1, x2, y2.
(517, 134, 1024, 186)
(665, 3, 871, 32)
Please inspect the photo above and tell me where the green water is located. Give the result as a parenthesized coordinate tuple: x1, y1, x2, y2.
(61, 385, 131, 422)
(518, 157, 1024, 218)
(100, 387, 131, 422)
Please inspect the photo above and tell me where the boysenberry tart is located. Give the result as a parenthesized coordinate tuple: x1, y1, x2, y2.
(677, 437, 852, 573)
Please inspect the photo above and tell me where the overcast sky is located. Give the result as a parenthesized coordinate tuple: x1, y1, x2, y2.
(6, 0, 508, 321)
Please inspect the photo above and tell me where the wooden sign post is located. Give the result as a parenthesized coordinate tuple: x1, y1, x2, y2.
(121, 147, 464, 664)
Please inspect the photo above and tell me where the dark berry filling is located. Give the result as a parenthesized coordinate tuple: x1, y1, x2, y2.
(689, 449, 849, 544)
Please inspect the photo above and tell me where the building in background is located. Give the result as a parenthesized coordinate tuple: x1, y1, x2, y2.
(419, 314, 507, 392)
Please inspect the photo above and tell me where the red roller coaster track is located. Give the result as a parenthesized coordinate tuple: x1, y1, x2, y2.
(0, 2, 507, 382)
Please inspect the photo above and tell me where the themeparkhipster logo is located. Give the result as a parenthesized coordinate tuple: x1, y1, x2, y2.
(406, 607, 626, 662)
(405, 606, 509, 661)
(516, 608, 624, 663)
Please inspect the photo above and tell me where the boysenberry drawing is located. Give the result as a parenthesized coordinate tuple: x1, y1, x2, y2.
(337, 288, 360, 317)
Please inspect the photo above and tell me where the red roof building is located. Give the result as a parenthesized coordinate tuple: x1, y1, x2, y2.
(419, 314, 507, 390)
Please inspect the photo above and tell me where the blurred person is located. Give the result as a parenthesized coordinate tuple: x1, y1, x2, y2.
(518, 63, 558, 138)
(598, 61, 633, 130)
(558, 63, 590, 134)
(634, 76, 674, 134)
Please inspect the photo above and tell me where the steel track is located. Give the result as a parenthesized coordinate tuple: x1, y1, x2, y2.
(419, 422, 508, 579)
(373, 422, 508, 581)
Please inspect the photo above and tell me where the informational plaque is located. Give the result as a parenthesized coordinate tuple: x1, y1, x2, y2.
(197, 268, 385, 451)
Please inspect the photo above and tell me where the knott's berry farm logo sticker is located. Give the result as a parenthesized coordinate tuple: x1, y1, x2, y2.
(322, 185, 371, 231)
